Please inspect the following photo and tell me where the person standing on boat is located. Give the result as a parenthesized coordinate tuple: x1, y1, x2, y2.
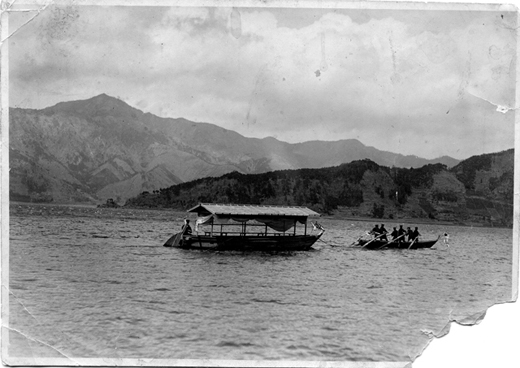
(443, 232, 450, 247)
(181, 219, 192, 236)
(379, 224, 388, 241)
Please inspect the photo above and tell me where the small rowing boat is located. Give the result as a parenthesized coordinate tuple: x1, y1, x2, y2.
(356, 236, 440, 250)
(164, 203, 325, 251)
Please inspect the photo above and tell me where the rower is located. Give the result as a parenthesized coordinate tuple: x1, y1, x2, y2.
(406, 227, 414, 241)
(412, 227, 421, 241)
(370, 224, 381, 237)
(397, 225, 405, 243)
(380, 224, 388, 241)
(390, 227, 398, 240)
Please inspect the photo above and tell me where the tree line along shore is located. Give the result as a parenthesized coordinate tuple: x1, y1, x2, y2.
(124, 152, 514, 228)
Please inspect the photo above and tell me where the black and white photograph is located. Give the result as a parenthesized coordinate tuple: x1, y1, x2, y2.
(1, 0, 518, 367)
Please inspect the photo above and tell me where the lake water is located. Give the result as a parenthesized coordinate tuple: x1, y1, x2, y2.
(6, 203, 513, 364)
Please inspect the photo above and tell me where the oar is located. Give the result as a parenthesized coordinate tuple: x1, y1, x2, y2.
(407, 237, 418, 250)
(163, 232, 179, 247)
(350, 236, 364, 246)
(351, 231, 374, 246)
(173, 227, 188, 247)
(362, 233, 385, 248)
(377, 234, 405, 249)
(318, 238, 337, 247)
(163, 224, 189, 247)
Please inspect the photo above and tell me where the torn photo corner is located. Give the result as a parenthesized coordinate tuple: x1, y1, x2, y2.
(1, 0, 518, 367)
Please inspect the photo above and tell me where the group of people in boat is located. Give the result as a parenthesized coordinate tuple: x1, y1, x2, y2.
(369, 224, 421, 243)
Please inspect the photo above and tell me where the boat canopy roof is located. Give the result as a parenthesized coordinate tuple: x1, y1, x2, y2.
(187, 203, 320, 232)
(187, 203, 321, 219)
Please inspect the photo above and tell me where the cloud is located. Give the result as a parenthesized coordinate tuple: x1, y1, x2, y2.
(9, 5, 515, 159)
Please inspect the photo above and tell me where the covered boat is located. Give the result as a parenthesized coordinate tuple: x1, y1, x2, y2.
(164, 203, 325, 251)
(356, 236, 440, 250)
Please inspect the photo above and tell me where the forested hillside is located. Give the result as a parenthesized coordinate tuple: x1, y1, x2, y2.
(451, 149, 514, 200)
(125, 151, 514, 227)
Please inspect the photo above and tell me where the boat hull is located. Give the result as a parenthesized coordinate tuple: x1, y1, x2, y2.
(357, 237, 440, 250)
(165, 233, 322, 251)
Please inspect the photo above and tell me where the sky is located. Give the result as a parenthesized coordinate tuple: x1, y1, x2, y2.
(8, 1, 517, 160)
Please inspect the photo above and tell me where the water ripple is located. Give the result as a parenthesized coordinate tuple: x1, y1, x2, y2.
(7, 203, 513, 362)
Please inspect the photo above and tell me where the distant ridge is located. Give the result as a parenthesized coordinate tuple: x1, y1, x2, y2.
(126, 152, 514, 227)
(10, 93, 462, 204)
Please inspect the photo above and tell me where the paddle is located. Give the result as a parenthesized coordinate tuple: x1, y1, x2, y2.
(377, 234, 405, 249)
(163, 222, 189, 247)
(172, 229, 187, 247)
(163, 232, 180, 247)
(317, 238, 337, 247)
(350, 236, 364, 246)
(362, 233, 385, 248)
(407, 236, 418, 250)
(350, 231, 372, 246)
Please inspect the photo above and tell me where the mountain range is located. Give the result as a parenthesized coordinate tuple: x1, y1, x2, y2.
(10, 94, 460, 204)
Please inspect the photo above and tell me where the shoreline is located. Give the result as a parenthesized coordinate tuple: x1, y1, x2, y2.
(328, 215, 504, 229)
(9, 201, 512, 230)
(9, 201, 98, 209)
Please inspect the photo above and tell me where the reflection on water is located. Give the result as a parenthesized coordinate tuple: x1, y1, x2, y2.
(8, 204, 512, 361)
